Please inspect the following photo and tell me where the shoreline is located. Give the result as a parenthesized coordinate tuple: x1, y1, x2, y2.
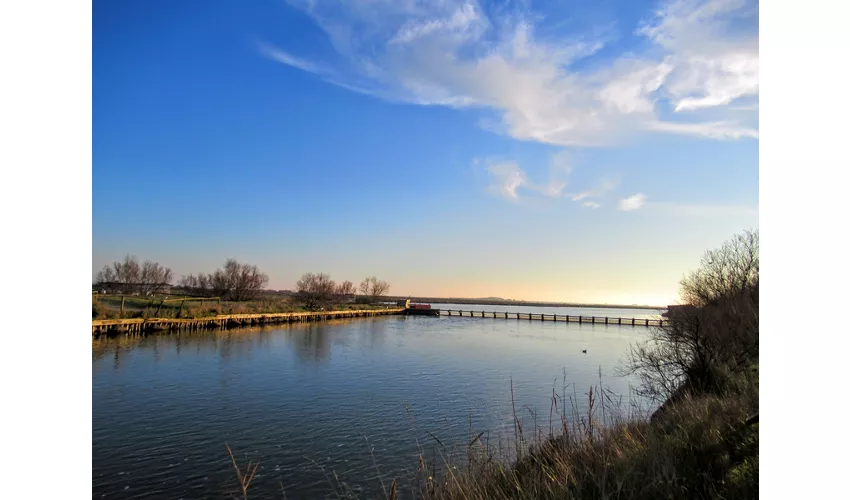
(92, 307, 406, 337)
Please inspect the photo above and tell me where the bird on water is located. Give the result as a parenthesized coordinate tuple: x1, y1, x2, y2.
(582, 349, 587, 354)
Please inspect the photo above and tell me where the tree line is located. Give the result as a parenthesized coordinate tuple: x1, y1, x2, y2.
(295, 273, 390, 309)
(94, 256, 390, 307)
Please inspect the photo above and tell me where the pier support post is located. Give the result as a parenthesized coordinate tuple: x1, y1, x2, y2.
(578, 316, 582, 324)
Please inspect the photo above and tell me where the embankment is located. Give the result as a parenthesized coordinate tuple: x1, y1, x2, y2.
(92, 308, 406, 337)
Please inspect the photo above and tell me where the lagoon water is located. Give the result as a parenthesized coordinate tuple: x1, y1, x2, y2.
(92, 306, 661, 498)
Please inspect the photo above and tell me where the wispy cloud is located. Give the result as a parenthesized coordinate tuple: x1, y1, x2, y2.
(570, 176, 620, 202)
(486, 161, 527, 201)
(485, 152, 623, 207)
(619, 193, 648, 211)
(485, 153, 573, 202)
(258, 42, 332, 76)
(262, 0, 758, 146)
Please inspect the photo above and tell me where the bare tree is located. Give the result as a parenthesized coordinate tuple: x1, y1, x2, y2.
(179, 274, 213, 297)
(681, 229, 759, 307)
(227, 259, 269, 301)
(625, 230, 759, 401)
(336, 280, 356, 300)
(95, 255, 173, 294)
(296, 272, 337, 310)
(140, 260, 173, 295)
(179, 259, 269, 300)
(359, 276, 390, 303)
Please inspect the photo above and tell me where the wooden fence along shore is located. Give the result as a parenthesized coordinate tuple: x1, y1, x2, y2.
(439, 309, 666, 327)
(91, 308, 406, 337)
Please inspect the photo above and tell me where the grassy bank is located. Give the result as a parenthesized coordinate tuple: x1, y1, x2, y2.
(414, 369, 758, 500)
(92, 294, 396, 320)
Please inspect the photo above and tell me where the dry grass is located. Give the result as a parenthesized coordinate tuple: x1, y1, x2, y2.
(226, 444, 260, 500)
(418, 370, 758, 500)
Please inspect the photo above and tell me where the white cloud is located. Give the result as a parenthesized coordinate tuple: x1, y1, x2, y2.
(618, 193, 648, 211)
(486, 161, 527, 201)
(264, 0, 758, 145)
(645, 119, 759, 139)
(484, 152, 625, 207)
(637, 0, 759, 112)
(485, 153, 571, 202)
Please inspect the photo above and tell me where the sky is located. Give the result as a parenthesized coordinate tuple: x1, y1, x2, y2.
(92, 0, 759, 306)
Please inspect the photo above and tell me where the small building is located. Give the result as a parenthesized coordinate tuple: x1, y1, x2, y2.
(405, 303, 439, 316)
(397, 299, 411, 309)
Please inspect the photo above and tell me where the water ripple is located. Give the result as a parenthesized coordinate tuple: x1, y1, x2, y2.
(94, 311, 652, 498)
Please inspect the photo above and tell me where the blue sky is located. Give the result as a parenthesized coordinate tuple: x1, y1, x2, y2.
(93, 0, 758, 305)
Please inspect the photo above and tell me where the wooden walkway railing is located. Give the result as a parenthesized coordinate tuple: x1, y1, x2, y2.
(439, 309, 665, 328)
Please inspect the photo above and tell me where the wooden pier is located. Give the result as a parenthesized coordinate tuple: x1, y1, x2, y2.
(92, 308, 406, 337)
(438, 309, 666, 328)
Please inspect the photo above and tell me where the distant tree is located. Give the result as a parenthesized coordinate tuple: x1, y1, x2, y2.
(358, 276, 391, 303)
(95, 255, 173, 294)
(626, 230, 759, 401)
(140, 260, 173, 295)
(296, 272, 337, 310)
(336, 280, 356, 300)
(178, 259, 269, 300)
(178, 274, 212, 297)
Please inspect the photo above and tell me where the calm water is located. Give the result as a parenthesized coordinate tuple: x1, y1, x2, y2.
(92, 307, 658, 498)
(433, 303, 664, 319)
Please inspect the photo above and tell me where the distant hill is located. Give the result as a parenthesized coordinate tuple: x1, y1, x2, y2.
(384, 295, 665, 310)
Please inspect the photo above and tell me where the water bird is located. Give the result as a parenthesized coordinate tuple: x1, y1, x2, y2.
(582, 349, 587, 354)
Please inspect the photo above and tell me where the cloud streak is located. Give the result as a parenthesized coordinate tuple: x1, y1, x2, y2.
(262, 0, 758, 146)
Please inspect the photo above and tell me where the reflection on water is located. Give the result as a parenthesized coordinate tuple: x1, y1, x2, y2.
(93, 310, 655, 499)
